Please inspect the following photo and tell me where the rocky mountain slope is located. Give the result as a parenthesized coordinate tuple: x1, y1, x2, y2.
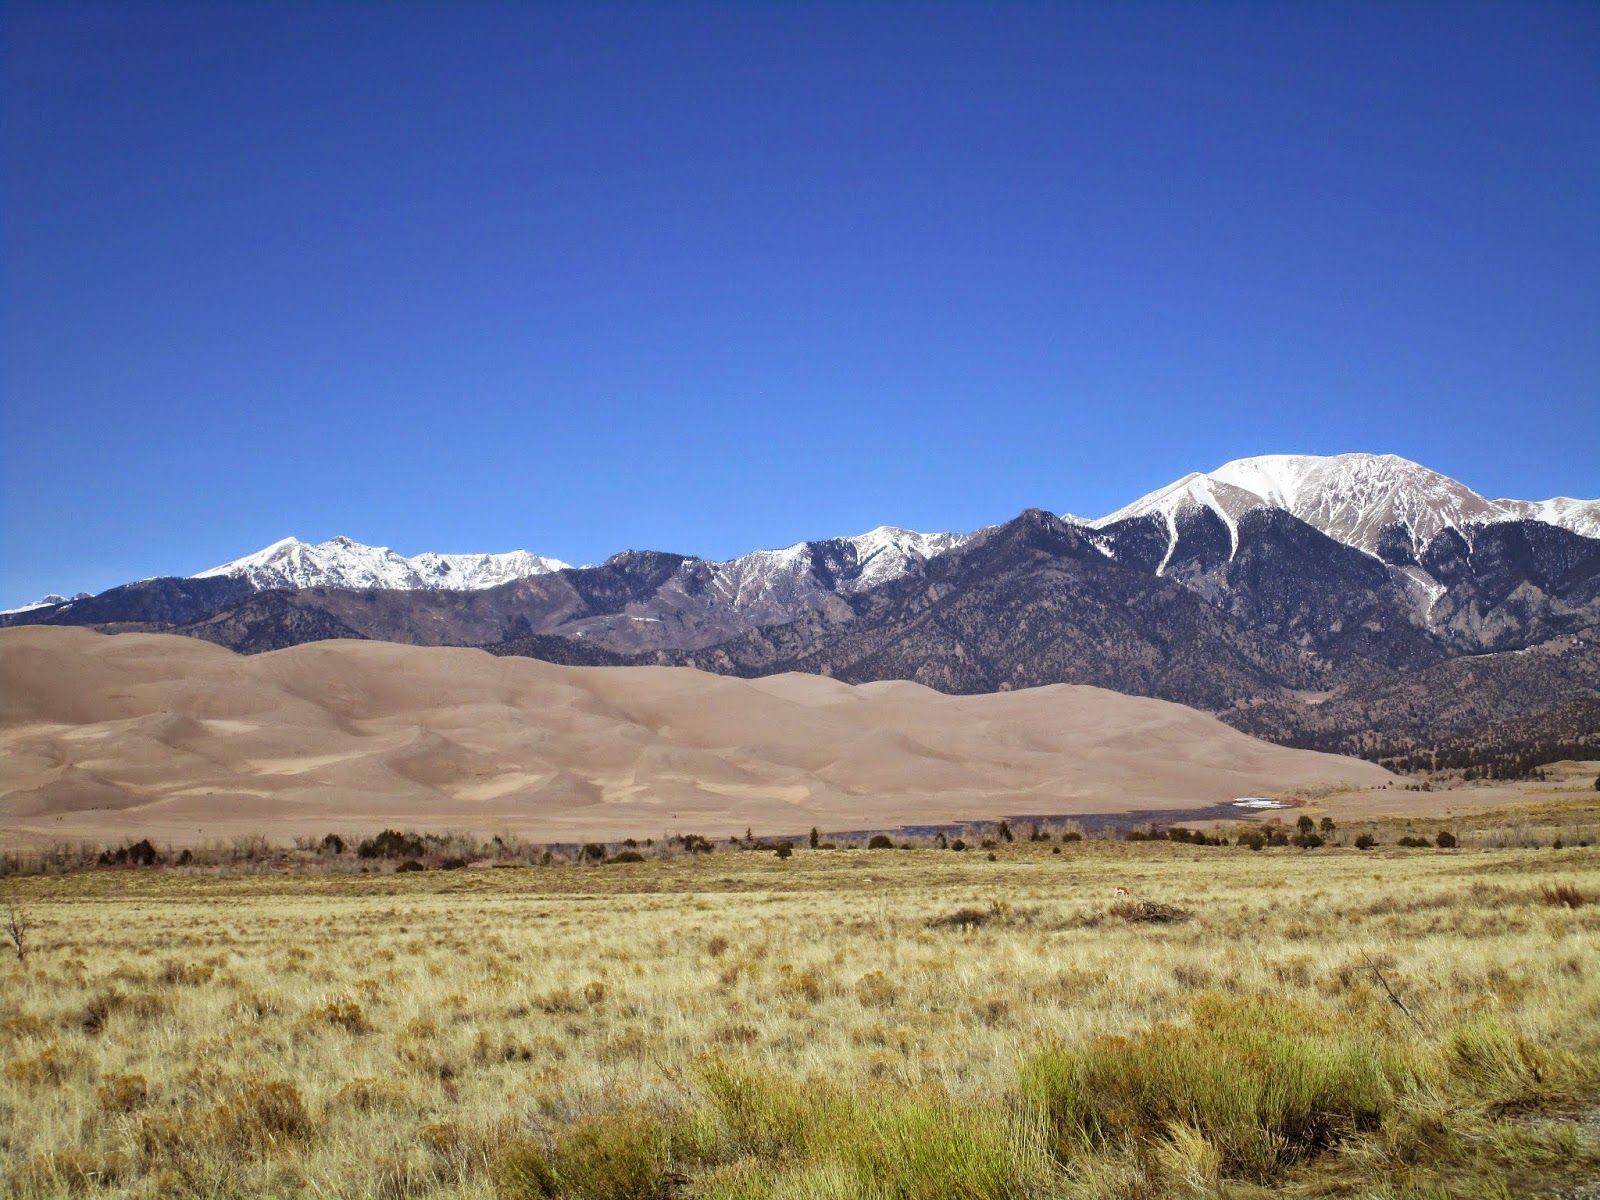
(1222, 629, 1600, 777)
(647, 511, 1348, 707)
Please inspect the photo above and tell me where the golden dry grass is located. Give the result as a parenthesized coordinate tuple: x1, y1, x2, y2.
(3, 821, 1599, 1198)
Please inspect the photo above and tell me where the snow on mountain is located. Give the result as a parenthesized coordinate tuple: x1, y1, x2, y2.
(194, 536, 570, 592)
(126, 526, 962, 611)
(1096, 453, 1596, 558)
(705, 526, 968, 609)
(0, 592, 88, 616)
(1495, 496, 1600, 541)
(15, 458, 1593, 614)
(1094, 473, 1267, 572)
(407, 550, 573, 590)
(1205, 454, 1506, 554)
(836, 526, 969, 592)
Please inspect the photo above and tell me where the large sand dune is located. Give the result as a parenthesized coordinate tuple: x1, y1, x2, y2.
(0, 627, 1390, 846)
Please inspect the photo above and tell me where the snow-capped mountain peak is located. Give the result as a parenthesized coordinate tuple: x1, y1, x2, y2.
(1095, 452, 1593, 558)
(1494, 496, 1600, 541)
(703, 525, 969, 610)
(0, 592, 88, 616)
(837, 525, 969, 590)
(194, 536, 570, 592)
(1094, 471, 1275, 571)
(1205, 453, 1504, 554)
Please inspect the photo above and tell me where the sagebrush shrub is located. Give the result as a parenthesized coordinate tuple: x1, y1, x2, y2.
(1110, 899, 1191, 924)
(209, 1080, 312, 1151)
(11, 1150, 127, 1193)
(5, 1043, 82, 1086)
(332, 1077, 408, 1112)
(3, 1013, 52, 1040)
(159, 960, 215, 986)
(97, 1073, 149, 1113)
(81, 990, 121, 1034)
(357, 829, 425, 859)
(1539, 882, 1586, 909)
(305, 1000, 371, 1033)
(929, 906, 992, 930)
(853, 970, 899, 1008)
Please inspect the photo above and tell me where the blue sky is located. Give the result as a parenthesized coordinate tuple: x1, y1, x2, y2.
(3, 1, 1597, 606)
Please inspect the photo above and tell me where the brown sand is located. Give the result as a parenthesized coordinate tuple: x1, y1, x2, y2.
(1, 626, 1393, 847)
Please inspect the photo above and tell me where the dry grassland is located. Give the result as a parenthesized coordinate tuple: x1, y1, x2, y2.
(3, 810, 1600, 1199)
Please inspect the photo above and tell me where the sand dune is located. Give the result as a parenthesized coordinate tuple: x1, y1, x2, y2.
(0, 627, 1390, 846)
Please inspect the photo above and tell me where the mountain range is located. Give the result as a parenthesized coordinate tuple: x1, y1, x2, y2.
(193, 536, 571, 592)
(7, 453, 1598, 776)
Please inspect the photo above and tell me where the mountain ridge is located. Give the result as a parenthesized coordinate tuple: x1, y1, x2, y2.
(12, 453, 1596, 613)
(195, 535, 572, 591)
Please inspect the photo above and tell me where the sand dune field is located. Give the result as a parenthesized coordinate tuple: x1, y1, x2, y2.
(0, 626, 1393, 846)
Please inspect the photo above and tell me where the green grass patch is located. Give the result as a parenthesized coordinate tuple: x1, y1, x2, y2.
(695, 1060, 1041, 1199)
(493, 1109, 674, 1200)
(1021, 995, 1409, 1181)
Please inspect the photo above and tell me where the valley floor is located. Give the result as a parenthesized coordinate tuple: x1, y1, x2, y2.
(4, 805, 1600, 1199)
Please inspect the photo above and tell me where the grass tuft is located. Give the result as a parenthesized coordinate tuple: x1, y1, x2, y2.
(493, 1110, 673, 1200)
(1022, 995, 1398, 1180)
(208, 1079, 313, 1151)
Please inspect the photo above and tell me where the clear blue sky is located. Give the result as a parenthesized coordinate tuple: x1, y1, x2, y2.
(3, 2, 1597, 606)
